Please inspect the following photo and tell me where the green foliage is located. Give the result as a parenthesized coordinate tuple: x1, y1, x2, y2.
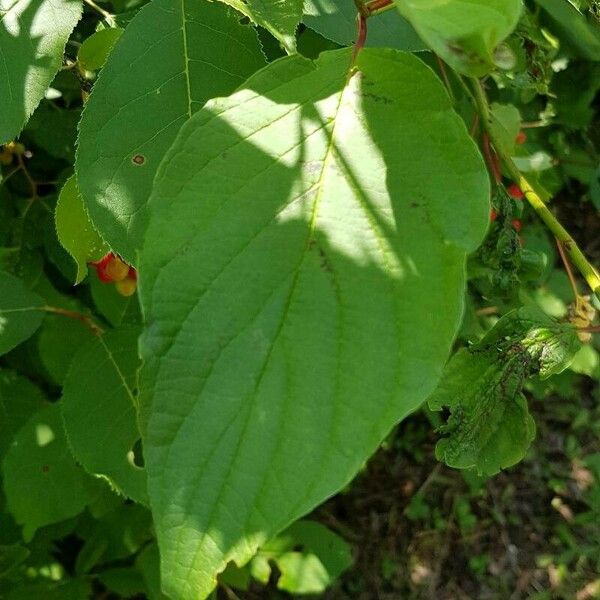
(250, 520, 353, 594)
(55, 175, 108, 283)
(77, 27, 123, 72)
(0, 272, 44, 356)
(76, 0, 265, 261)
(303, 0, 425, 50)
(534, 0, 600, 59)
(1, 404, 104, 540)
(430, 308, 581, 475)
(218, 0, 303, 52)
(0, 0, 82, 143)
(1, 0, 599, 598)
(0, 372, 45, 459)
(61, 327, 147, 502)
(139, 46, 488, 599)
(395, 0, 522, 75)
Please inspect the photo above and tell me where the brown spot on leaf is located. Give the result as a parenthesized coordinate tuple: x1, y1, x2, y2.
(132, 154, 146, 166)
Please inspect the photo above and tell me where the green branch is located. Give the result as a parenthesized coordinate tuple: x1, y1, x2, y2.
(470, 78, 600, 298)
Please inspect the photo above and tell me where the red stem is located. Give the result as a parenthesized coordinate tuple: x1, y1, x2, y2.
(352, 13, 367, 65)
(482, 132, 501, 184)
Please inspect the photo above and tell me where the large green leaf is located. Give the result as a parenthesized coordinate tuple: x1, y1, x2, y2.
(76, 0, 265, 263)
(396, 0, 522, 76)
(139, 48, 489, 599)
(0, 271, 45, 356)
(303, 0, 426, 51)
(218, 0, 303, 52)
(61, 327, 147, 503)
(0, 0, 82, 143)
(1, 404, 104, 540)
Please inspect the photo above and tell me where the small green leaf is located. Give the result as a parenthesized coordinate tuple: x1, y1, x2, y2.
(0, 271, 45, 356)
(303, 0, 426, 51)
(396, 0, 522, 76)
(0, 0, 83, 143)
(76, 0, 265, 262)
(429, 308, 581, 476)
(1, 404, 104, 540)
(55, 176, 108, 284)
(61, 328, 147, 503)
(251, 521, 353, 594)
(218, 0, 303, 52)
(77, 27, 123, 72)
(0, 371, 46, 460)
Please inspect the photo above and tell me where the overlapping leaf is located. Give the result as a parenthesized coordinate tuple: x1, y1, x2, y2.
(0, 371, 46, 460)
(76, 0, 265, 262)
(2, 404, 104, 540)
(535, 0, 600, 60)
(61, 327, 147, 503)
(396, 0, 522, 76)
(77, 27, 123, 72)
(0, 0, 82, 143)
(139, 48, 489, 599)
(218, 0, 303, 52)
(303, 0, 425, 51)
(429, 308, 581, 475)
(0, 271, 44, 355)
(55, 175, 108, 284)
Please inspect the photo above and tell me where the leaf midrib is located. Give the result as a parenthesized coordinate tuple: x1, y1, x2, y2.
(164, 62, 353, 594)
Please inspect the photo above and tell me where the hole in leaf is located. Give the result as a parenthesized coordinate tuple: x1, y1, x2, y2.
(127, 438, 145, 469)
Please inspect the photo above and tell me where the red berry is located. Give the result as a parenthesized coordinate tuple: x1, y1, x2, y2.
(127, 266, 137, 281)
(515, 131, 527, 145)
(507, 184, 524, 200)
(512, 219, 522, 232)
(490, 208, 498, 221)
(90, 252, 115, 283)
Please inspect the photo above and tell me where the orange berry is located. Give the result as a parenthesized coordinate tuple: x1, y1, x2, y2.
(515, 131, 527, 145)
(115, 278, 137, 297)
(105, 255, 129, 282)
